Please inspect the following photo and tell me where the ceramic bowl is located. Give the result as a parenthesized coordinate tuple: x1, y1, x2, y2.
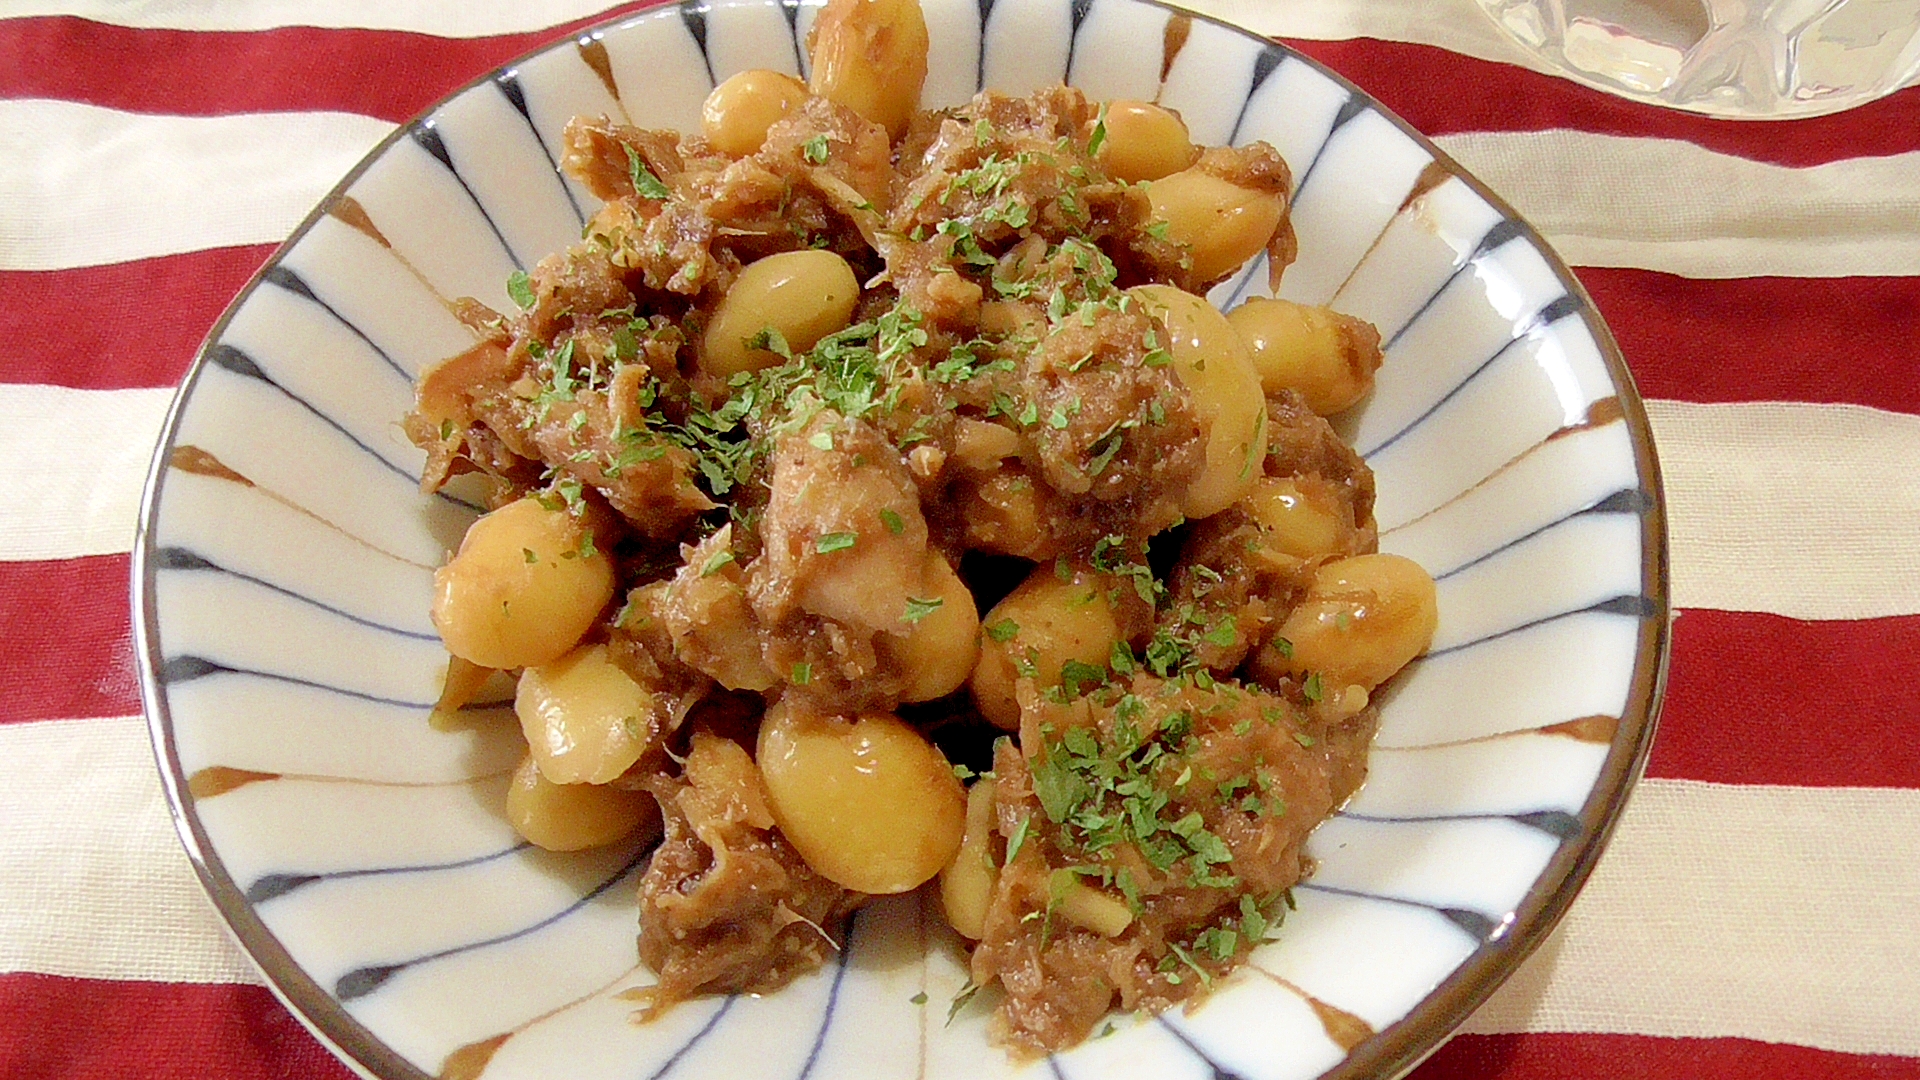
(134, 1, 1670, 1077)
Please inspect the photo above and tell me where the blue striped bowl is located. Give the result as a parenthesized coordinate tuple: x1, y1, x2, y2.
(133, 1, 1670, 1078)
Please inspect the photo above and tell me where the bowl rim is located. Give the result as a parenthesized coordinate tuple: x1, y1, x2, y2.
(130, 2, 1671, 1078)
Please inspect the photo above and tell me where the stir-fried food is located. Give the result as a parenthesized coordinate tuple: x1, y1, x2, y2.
(407, 0, 1435, 1055)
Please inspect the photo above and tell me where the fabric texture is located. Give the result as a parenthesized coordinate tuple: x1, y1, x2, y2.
(1, 0, 1916, 1076)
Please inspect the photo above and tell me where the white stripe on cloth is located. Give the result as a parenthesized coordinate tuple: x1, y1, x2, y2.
(0, 99, 393, 272)
(1464, 777, 1920, 1056)
(1193, 0, 1561, 71)
(1432, 130, 1920, 280)
(0, 0, 621, 37)
(6, 712, 1916, 1058)
(5, 0, 1536, 61)
(1651, 400, 1920, 621)
(0, 385, 174, 563)
(10, 105, 1920, 279)
(0, 715, 256, 985)
(6, 388, 1920, 624)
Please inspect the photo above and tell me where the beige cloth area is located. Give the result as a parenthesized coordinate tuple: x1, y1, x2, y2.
(1435, 132, 1920, 279)
(1466, 779, 1920, 1055)
(0, 717, 255, 986)
(11, 722, 1920, 1059)
(1651, 400, 1920, 620)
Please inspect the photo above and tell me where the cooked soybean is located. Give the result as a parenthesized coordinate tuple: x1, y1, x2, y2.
(939, 778, 999, 940)
(1239, 477, 1355, 561)
(884, 551, 982, 703)
(757, 703, 966, 894)
(431, 497, 613, 670)
(970, 563, 1126, 730)
(702, 249, 860, 377)
(1098, 100, 1196, 183)
(701, 69, 810, 157)
(1129, 284, 1268, 520)
(1147, 168, 1286, 284)
(506, 753, 659, 852)
(1049, 869, 1134, 937)
(1273, 553, 1438, 692)
(805, 0, 929, 138)
(516, 643, 658, 785)
(1227, 297, 1383, 415)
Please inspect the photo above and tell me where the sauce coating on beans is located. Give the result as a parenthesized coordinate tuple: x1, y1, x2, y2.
(404, 0, 1434, 1055)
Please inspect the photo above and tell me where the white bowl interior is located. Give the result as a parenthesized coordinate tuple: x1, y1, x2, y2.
(137, 1, 1666, 1078)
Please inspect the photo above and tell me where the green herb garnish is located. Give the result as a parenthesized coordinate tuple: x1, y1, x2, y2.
(903, 596, 944, 623)
(1004, 815, 1031, 865)
(624, 145, 672, 199)
(506, 270, 535, 309)
(815, 532, 858, 554)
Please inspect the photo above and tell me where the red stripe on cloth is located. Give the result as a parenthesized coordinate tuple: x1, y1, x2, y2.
(1650, 609, 1920, 788)
(1578, 269, 1920, 415)
(1411, 1032, 1920, 1079)
(14, 555, 1919, 793)
(7, 15, 1917, 171)
(0, 556, 138, 725)
(0, 5, 664, 124)
(0, 972, 354, 1080)
(0, 245, 273, 391)
(15, 261, 1918, 411)
(1284, 38, 1920, 169)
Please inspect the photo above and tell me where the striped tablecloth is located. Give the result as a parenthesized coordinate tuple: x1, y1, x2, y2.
(2, 1, 1916, 1076)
